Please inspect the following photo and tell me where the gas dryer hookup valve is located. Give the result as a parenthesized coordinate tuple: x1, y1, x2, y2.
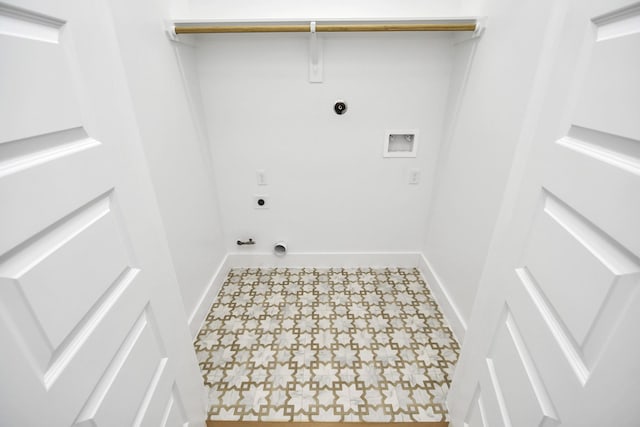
(334, 100, 347, 115)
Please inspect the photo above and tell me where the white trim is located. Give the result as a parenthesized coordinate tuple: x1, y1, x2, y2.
(418, 253, 467, 342)
(188, 254, 231, 338)
(225, 251, 423, 268)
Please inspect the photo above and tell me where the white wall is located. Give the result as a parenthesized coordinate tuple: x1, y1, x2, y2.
(106, 0, 226, 328)
(422, 0, 561, 336)
(196, 32, 455, 255)
(182, 0, 462, 20)
(106, 0, 553, 342)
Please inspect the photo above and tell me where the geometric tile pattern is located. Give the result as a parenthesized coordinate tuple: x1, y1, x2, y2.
(194, 267, 459, 422)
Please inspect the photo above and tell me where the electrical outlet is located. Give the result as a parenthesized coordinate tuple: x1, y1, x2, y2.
(408, 169, 420, 184)
(257, 170, 267, 185)
(254, 195, 269, 209)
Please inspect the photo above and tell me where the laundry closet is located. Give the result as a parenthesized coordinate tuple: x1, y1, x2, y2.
(1, 0, 639, 425)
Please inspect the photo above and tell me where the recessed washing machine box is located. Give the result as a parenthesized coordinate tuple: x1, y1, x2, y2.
(384, 130, 418, 157)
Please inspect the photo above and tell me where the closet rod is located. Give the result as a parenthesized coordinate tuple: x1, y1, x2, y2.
(174, 22, 477, 34)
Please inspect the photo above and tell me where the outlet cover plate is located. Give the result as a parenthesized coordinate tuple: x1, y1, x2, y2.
(257, 170, 267, 185)
(408, 169, 420, 184)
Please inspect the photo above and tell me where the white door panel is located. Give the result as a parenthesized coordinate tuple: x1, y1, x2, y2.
(162, 391, 190, 427)
(450, 0, 640, 425)
(487, 308, 558, 427)
(523, 206, 618, 347)
(0, 17, 80, 144)
(572, 32, 640, 140)
(463, 387, 488, 427)
(548, 129, 640, 256)
(0, 131, 113, 256)
(75, 307, 166, 426)
(0, 0, 204, 425)
(4, 196, 129, 350)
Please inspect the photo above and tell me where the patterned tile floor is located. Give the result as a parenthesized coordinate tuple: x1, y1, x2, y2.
(194, 267, 460, 422)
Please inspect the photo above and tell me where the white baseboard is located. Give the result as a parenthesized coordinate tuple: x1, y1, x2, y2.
(225, 251, 424, 268)
(188, 254, 231, 338)
(418, 254, 467, 342)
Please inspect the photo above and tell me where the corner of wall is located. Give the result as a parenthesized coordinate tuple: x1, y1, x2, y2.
(107, 0, 227, 326)
(421, 0, 561, 343)
(422, 31, 480, 248)
(188, 254, 230, 338)
(418, 254, 467, 342)
(419, 32, 480, 343)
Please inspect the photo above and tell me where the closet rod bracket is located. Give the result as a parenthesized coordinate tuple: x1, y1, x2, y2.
(472, 16, 487, 38)
(309, 21, 323, 83)
(166, 23, 179, 41)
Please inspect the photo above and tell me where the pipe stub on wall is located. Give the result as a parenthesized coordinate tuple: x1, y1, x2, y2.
(274, 242, 287, 257)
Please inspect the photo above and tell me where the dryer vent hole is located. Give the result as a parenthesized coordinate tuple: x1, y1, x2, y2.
(274, 243, 287, 256)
